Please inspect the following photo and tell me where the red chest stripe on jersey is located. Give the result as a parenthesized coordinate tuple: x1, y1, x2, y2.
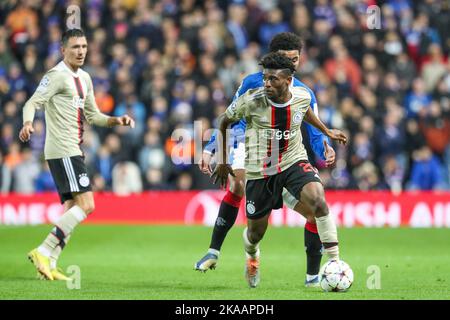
(73, 77, 84, 99)
(73, 77, 85, 146)
(263, 105, 291, 176)
(262, 106, 276, 178)
(269, 105, 276, 158)
(277, 105, 291, 173)
(272, 105, 290, 173)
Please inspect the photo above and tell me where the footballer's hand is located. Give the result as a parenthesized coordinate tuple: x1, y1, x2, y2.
(116, 115, 135, 128)
(326, 129, 347, 145)
(211, 164, 235, 189)
(323, 140, 336, 167)
(19, 122, 34, 142)
(198, 152, 213, 175)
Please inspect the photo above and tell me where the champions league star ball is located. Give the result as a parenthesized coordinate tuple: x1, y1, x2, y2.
(319, 260, 354, 292)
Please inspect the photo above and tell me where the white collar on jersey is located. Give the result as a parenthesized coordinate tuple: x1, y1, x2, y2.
(59, 61, 81, 77)
(267, 83, 294, 108)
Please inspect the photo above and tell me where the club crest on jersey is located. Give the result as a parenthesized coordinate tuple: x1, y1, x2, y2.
(78, 173, 90, 187)
(73, 96, 85, 109)
(293, 111, 303, 124)
(229, 101, 237, 113)
(36, 75, 50, 93)
(246, 201, 256, 215)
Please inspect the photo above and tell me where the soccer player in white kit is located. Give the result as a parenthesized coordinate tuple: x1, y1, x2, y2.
(19, 29, 135, 281)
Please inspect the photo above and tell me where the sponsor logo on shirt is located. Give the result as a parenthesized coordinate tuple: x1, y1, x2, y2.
(264, 129, 298, 140)
(73, 96, 85, 109)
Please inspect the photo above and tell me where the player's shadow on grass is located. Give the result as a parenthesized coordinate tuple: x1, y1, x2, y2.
(119, 281, 230, 291)
(2, 276, 41, 282)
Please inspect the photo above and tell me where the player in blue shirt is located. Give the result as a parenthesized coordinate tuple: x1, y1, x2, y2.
(195, 33, 336, 287)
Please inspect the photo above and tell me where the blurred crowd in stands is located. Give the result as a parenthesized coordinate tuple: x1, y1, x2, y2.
(0, 0, 449, 195)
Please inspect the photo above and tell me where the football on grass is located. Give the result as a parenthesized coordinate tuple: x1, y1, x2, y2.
(319, 260, 354, 292)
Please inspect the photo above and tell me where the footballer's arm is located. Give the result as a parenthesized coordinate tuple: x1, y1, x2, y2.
(84, 76, 135, 129)
(19, 72, 61, 142)
(211, 113, 236, 188)
(303, 107, 348, 145)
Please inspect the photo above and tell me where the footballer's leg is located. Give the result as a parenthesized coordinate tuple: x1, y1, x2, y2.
(33, 192, 93, 280)
(242, 177, 276, 288)
(195, 142, 245, 272)
(299, 182, 339, 261)
(46, 199, 77, 280)
(54, 191, 94, 280)
(195, 170, 245, 271)
(36, 199, 74, 280)
(50, 200, 75, 266)
(29, 156, 93, 280)
(29, 200, 86, 281)
(282, 189, 322, 287)
(243, 214, 269, 288)
(296, 202, 322, 287)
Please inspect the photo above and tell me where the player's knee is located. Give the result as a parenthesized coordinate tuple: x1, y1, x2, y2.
(306, 215, 316, 224)
(304, 192, 327, 217)
(302, 184, 328, 217)
(248, 228, 265, 243)
(74, 192, 96, 215)
(313, 196, 329, 218)
(63, 200, 76, 212)
(229, 171, 245, 197)
(229, 180, 245, 196)
(77, 200, 95, 215)
(86, 203, 95, 215)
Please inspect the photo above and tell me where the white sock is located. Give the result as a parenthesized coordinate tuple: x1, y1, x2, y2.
(324, 246, 339, 261)
(50, 258, 57, 270)
(243, 227, 260, 259)
(37, 246, 52, 257)
(208, 248, 220, 257)
(316, 214, 339, 260)
(306, 274, 318, 281)
(49, 234, 72, 270)
(39, 206, 86, 255)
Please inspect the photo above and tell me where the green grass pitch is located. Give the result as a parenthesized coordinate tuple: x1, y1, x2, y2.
(0, 225, 448, 300)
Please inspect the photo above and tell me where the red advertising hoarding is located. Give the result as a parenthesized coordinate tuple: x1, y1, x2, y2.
(0, 191, 449, 227)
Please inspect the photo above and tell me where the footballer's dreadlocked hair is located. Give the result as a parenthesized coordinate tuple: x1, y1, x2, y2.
(61, 28, 85, 46)
(259, 52, 296, 74)
(269, 32, 303, 54)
